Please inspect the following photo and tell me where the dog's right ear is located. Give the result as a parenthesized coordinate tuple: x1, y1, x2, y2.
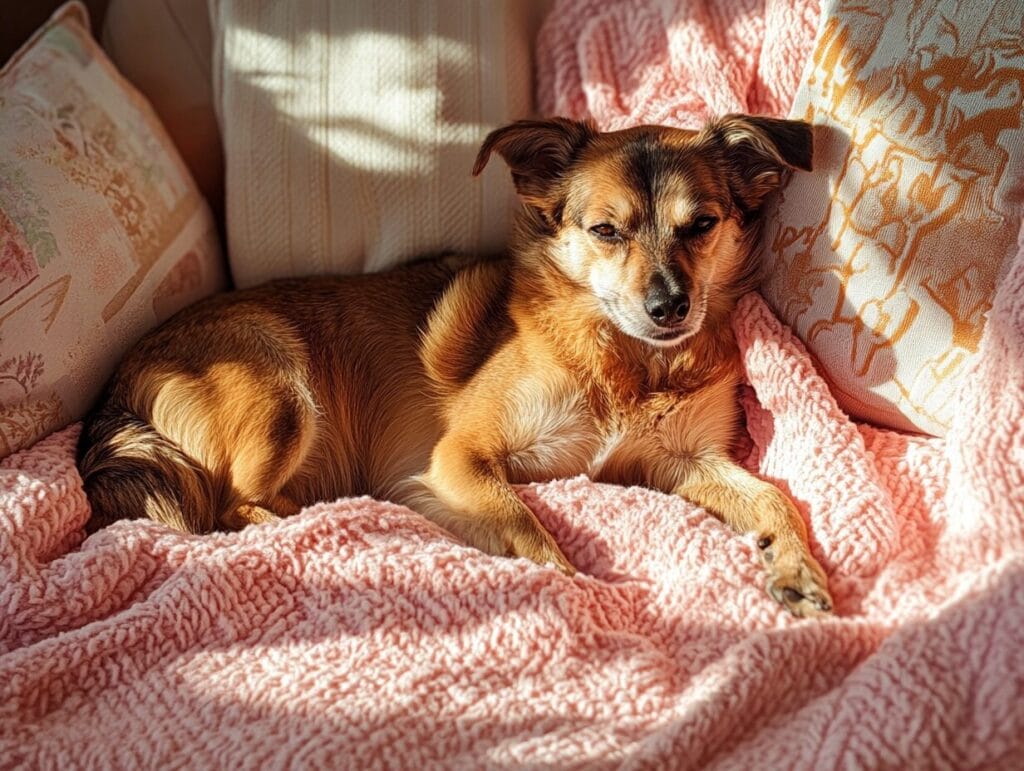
(473, 118, 597, 220)
(701, 115, 813, 213)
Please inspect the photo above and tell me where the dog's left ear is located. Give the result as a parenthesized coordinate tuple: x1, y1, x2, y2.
(473, 118, 597, 224)
(702, 114, 813, 212)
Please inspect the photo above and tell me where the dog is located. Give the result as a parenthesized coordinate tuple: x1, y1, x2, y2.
(78, 114, 832, 617)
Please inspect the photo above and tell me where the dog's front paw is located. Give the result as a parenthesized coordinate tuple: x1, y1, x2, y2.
(761, 540, 832, 617)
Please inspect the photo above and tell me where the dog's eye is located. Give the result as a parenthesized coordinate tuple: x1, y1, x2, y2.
(689, 216, 719, 236)
(589, 223, 620, 240)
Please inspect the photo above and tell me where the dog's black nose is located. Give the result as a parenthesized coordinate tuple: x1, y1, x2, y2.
(644, 285, 690, 326)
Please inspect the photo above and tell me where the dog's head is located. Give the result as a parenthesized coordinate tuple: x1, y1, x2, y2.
(474, 115, 812, 347)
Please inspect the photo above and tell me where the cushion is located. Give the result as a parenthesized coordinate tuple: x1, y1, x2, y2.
(760, 0, 1024, 435)
(210, 0, 550, 287)
(101, 0, 224, 213)
(0, 1, 226, 458)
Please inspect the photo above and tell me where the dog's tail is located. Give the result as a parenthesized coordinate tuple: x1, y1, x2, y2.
(77, 405, 218, 534)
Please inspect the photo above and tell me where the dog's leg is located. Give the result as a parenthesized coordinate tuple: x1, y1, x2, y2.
(214, 383, 317, 530)
(403, 435, 576, 575)
(221, 491, 300, 531)
(223, 504, 280, 530)
(666, 455, 832, 617)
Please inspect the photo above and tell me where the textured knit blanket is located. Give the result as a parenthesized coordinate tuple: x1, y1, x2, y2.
(4, 1, 1024, 767)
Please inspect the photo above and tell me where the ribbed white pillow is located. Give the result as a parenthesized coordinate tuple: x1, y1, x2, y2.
(210, 0, 549, 287)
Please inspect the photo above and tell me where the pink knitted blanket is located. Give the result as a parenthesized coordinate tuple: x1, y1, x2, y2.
(3, 1, 1024, 766)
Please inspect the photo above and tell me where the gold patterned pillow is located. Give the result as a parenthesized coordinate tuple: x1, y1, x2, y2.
(761, 0, 1023, 435)
(0, 2, 226, 457)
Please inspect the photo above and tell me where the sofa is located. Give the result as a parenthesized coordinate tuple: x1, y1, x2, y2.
(2, 1, 1023, 767)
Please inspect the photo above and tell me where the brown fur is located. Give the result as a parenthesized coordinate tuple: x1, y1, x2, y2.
(78, 114, 832, 616)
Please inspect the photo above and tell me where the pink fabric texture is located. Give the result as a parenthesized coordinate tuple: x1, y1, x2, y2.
(537, 0, 821, 129)
(3, 1, 1024, 766)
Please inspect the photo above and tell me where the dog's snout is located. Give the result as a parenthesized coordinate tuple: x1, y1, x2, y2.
(644, 276, 690, 326)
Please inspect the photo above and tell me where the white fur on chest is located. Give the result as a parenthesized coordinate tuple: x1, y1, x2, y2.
(501, 380, 599, 482)
(500, 378, 639, 484)
(500, 374, 740, 487)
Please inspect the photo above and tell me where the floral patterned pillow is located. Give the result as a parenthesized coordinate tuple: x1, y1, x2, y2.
(0, 2, 226, 457)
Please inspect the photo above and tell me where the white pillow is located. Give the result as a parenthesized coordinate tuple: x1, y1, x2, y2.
(210, 0, 550, 287)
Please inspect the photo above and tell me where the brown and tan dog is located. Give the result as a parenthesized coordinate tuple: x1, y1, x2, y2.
(78, 115, 832, 616)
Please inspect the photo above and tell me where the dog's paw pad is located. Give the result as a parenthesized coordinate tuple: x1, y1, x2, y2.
(766, 552, 833, 618)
